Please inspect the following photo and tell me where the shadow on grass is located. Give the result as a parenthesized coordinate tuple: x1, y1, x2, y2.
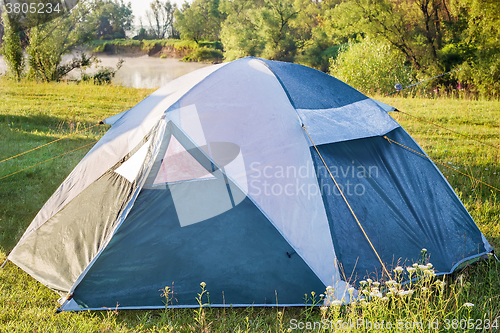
(0, 115, 105, 252)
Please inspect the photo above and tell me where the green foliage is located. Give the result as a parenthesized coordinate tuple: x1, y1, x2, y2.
(454, 0, 500, 98)
(330, 38, 415, 95)
(81, 58, 124, 85)
(219, 0, 264, 61)
(220, 0, 344, 65)
(94, 0, 135, 40)
(26, 1, 99, 82)
(318, 0, 500, 95)
(257, 0, 298, 61)
(220, 0, 299, 61)
(89, 38, 208, 52)
(182, 46, 223, 63)
(90, 39, 142, 52)
(174, 0, 225, 43)
(326, 0, 454, 75)
(0, 13, 25, 81)
(296, 30, 343, 72)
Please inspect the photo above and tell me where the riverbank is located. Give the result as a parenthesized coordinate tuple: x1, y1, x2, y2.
(89, 39, 223, 63)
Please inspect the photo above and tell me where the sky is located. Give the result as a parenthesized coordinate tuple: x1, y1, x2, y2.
(128, 0, 186, 26)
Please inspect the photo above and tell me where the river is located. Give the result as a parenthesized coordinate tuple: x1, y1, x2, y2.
(0, 55, 209, 89)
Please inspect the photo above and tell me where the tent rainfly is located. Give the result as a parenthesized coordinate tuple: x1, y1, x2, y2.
(7, 57, 492, 311)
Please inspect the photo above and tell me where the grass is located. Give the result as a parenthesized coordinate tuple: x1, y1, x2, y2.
(0, 81, 499, 332)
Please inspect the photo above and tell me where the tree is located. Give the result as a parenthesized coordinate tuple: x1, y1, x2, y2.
(456, 0, 500, 97)
(0, 12, 25, 80)
(26, 1, 100, 82)
(325, 0, 457, 75)
(174, 0, 225, 43)
(95, 0, 134, 40)
(258, 0, 298, 60)
(219, 0, 263, 60)
(220, 0, 299, 61)
(146, 0, 177, 39)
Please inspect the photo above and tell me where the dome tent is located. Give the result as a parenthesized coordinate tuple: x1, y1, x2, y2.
(7, 57, 492, 311)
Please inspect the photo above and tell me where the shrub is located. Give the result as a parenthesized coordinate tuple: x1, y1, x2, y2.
(81, 58, 124, 85)
(182, 46, 222, 63)
(329, 37, 416, 95)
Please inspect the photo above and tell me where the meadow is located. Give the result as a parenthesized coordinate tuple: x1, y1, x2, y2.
(0, 80, 499, 332)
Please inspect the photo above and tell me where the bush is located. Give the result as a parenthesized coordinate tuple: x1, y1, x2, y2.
(81, 58, 124, 85)
(182, 46, 222, 63)
(329, 37, 416, 95)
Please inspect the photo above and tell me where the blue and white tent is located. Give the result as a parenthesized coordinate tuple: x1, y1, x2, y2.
(8, 57, 492, 311)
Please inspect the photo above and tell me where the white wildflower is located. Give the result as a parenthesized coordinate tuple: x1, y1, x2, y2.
(367, 278, 373, 283)
(332, 300, 342, 306)
(463, 303, 474, 308)
(436, 280, 446, 287)
(407, 267, 416, 273)
(373, 282, 380, 287)
(394, 266, 404, 272)
(425, 269, 436, 276)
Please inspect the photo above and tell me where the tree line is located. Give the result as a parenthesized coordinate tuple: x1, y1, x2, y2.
(1, 0, 499, 97)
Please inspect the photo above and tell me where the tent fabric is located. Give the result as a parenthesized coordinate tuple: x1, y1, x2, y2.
(8, 57, 492, 311)
(311, 127, 490, 284)
(259, 59, 368, 109)
(10, 171, 134, 294)
(296, 99, 400, 146)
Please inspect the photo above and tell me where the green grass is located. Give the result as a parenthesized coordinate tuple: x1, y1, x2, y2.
(0, 82, 499, 332)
